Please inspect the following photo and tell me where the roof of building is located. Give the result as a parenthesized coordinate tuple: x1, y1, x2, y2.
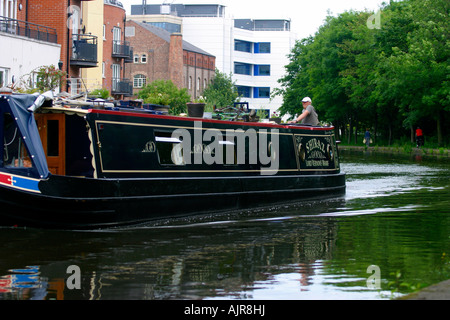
(131, 21, 215, 57)
(131, 4, 225, 17)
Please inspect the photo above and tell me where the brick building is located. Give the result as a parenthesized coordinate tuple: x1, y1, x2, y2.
(94, 0, 133, 98)
(125, 21, 215, 99)
(17, 0, 97, 93)
(9, 1, 214, 100)
(15, 0, 132, 98)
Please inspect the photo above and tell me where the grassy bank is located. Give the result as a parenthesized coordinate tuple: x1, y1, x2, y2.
(338, 144, 450, 158)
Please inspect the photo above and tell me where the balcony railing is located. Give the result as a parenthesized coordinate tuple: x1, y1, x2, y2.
(0, 16, 57, 44)
(70, 34, 98, 68)
(112, 78, 133, 96)
(112, 40, 133, 61)
(124, 47, 134, 63)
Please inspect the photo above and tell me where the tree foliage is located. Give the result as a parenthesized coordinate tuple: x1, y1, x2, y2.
(138, 79, 191, 115)
(13, 65, 66, 94)
(275, 0, 449, 146)
(202, 69, 240, 109)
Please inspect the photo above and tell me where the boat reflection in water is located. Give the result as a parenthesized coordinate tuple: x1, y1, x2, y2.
(0, 93, 345, 229)
(0, 201, 342, 300)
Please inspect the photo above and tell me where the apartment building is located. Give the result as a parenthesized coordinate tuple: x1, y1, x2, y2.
(9, 0, 132, 98)
(15, 0, 95, 93)
(130, 3, 297, 114)
(83, 0, 133, 98)
(0, 0, 60, 90)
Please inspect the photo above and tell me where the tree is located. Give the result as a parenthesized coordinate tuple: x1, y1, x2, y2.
(366, 0, 449, 146)
(385, 0, 449, 146)
(275, 11, 365, 142)
(273, 37, 314, 118)
(275, 0, 450, 146)
(202, 69, 240, 109)
(138, 79, 191, 115)
(14, 65, 66, 93)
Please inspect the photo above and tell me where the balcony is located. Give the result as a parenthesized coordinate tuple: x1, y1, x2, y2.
(112, 40, 133, 61)
(70, 34, 98, 68)
(112, 78, 133, 96)
(0, 16, 57, 44)
(124, 47, 134, 63)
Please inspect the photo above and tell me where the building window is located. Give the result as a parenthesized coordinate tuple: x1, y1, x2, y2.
(254, 42, 271, 54)
(236, 86, 251, 98)
(113, 27, 121, 43)
(133, 74, 146, 88)
(197, 77, 200, 91)
(1, 0, 17, 19)
(112, 64, 121, 92)
(0, 68, 9, 87)
(254, 87, 270, 99)
(188, 76, 192, 90)
(234, 62, 252, 75)
(147, 22, 181, 34)
(134, 54, 139, 63)
(234, 40, 252, 53)
(102, 62, 105, 78)
(141, 54, 147, 64)
(254, 65, 270, 76)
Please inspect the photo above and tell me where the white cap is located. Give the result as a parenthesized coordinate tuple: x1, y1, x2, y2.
(302, 97, 311, 102)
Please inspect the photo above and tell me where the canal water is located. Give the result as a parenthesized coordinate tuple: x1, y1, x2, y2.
(0, 151, 448, 300)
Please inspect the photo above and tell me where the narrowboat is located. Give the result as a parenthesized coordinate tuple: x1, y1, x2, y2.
(0, 93, 345, 229)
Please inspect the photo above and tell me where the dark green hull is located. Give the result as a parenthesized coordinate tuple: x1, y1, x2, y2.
(0, 172, 345, 229)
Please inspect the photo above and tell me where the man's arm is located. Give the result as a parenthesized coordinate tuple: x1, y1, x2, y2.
(289, 110, 310, 123)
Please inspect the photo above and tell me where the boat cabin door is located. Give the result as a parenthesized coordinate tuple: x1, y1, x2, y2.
(35, 113, 66, 175)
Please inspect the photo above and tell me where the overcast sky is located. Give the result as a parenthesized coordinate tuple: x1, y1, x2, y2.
(120, 0, 386, 39)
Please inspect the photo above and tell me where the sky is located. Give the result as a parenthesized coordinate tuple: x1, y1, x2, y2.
(120, 0, 386, 39)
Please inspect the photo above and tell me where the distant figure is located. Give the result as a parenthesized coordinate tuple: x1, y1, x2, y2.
(364, 129, 371, 147)
(288, 97, 319, 126)
(416, 127, 424, 147)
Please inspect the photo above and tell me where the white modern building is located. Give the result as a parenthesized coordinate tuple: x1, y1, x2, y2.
(130, 2, 296, 115)
(0, 3, 61, 90)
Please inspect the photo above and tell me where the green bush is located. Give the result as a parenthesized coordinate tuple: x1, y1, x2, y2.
(138, 80, 191, 115)
(90, 88, 110, 100)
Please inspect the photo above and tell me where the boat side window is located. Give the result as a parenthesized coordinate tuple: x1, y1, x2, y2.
(2, 113, 33, 168)
(47, 119, 59, 156)
(154, 131, 184, 166)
